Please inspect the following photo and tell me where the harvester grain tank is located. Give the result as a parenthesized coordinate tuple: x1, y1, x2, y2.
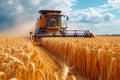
(30, 10, 94, 41)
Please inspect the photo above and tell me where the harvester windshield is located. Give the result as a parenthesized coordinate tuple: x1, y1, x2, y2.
(46, 15, 61, 27)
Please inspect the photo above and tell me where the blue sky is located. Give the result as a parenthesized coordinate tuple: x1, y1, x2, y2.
(0, 0, 120, 35)
(74, 0, 107, 9)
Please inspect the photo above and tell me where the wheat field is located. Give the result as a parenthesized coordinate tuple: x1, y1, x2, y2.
(0, 36, 76, 80)
(0, 36, 120, 80)
(41, 36, 120, 80)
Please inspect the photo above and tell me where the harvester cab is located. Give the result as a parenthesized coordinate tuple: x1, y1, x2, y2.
(30, 10, 94, 41)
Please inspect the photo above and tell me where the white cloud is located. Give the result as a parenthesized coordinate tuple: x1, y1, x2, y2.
(38, 0, 76, 15)
(16, 5, 24, 13)
(7, 0, 14, 5)
(92, 20, 120, 34)
(30, 0, 40, 6)
(96, 0, 120, 13)
(78, 8, 102, 23)
(71, 8, 115, 24)
(108, 0, 120, 8)
(103, 13, 115, 21)
(97, 4, 114, 13)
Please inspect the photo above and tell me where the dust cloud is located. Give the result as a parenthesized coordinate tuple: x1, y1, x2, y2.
(0, 17, 36, 37)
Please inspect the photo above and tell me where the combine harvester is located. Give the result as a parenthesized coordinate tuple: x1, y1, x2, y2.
(30, 10, 94, 41)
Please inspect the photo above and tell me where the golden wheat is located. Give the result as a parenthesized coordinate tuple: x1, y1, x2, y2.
(0, 71, 6, 80)
(0, 36, 66, 80)
(9, 78, 17, 80)
(1, 36, 120, 80)
(41, 37, 120, 80)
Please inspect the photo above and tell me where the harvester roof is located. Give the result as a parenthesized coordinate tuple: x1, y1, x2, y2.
(38, 10, 61, 15)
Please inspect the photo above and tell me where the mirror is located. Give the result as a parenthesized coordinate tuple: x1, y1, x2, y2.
(67, 16, 69, 20)
(40, 16, 42, 19)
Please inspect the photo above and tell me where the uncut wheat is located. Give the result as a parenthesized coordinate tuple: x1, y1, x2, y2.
(41, 37, 120, 80)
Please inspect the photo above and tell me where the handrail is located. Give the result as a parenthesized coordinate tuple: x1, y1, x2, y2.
(61, 30, 90, 34)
